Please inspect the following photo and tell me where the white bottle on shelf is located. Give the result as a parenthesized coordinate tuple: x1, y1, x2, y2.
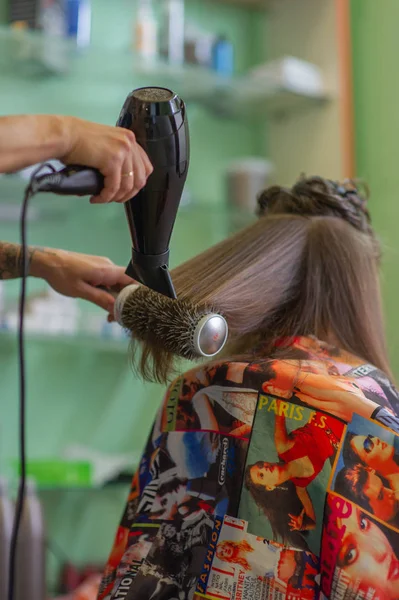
(160, 0, 185, 66)
(135, 0, 158, 61)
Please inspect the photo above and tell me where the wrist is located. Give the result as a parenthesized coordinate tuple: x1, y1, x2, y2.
(48, 115, 71, 160)
(29, 247, 61, 281)
(56, 115, 78, 162)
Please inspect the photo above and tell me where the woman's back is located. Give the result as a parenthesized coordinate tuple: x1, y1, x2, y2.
(98, 336, 399, 600)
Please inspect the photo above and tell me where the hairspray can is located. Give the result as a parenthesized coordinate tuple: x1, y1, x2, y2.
(0, 478, 14, 600)
(15, 479, 46, 600)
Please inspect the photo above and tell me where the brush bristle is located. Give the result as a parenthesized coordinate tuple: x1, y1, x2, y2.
(121, 287, 213, 359)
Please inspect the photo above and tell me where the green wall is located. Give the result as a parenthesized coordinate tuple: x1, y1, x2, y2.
(0, 0, 265, 590)
(351, 0, 399, 379)
(2, 0, 398, 589)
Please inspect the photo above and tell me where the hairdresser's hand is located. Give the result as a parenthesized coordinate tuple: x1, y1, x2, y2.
(30, 246, 134, 317)
(60, 116, 153, 204)
(0, 115, 152, 201)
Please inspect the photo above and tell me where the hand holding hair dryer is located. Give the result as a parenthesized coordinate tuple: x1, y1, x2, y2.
(32, 86, 190, 300)
(29, 87, 228, 359)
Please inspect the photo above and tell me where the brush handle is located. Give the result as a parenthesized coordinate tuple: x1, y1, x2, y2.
(97, 284, 140, 324)
(113, 284, 141, 325)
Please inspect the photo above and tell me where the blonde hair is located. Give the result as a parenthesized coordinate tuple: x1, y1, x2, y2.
(135, 176, 391, 383)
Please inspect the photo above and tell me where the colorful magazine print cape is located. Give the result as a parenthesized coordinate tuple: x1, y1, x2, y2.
(98, 336, 399, 600)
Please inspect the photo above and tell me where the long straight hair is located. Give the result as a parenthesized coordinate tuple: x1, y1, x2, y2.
(135, 181, 391, 383)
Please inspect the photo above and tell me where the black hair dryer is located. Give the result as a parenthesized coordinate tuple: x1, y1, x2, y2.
(32, 86, 189, 299)
(118, 87, 189, 299)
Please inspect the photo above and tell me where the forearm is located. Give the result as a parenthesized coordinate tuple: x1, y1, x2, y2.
(0, 115, 69, 173)
(0, 241, 54, 280)
(0, 241, 31, 279)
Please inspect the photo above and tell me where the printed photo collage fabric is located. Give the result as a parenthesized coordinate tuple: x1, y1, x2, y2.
(97, 337, 399, 600)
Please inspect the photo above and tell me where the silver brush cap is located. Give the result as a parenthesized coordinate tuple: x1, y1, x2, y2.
(193, 314, 228, 358)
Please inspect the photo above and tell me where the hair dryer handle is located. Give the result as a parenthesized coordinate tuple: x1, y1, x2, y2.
(33, 165, 104, 196)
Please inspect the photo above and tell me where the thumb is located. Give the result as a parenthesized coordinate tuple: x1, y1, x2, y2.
(78, 282, 115, 313)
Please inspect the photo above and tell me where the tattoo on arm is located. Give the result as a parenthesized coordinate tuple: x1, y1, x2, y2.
(0, 242, 36, 279)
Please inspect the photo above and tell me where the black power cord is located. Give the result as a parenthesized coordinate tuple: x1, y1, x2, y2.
(7, 163, 56, 600)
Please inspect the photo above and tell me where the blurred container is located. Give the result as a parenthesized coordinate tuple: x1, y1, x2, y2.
(159, 0, 184, 66)
(9, 0, 39, 29)
(39, 0, 91, 46)
(225, 158, 274, 212)
(249, 56, 324, 96)
(15, 479, 46, 600)
(66, 0, 91, 48)
(0, 477, 14, 600)
(39, 0, 69, 71)
(134, 0, 158, 61)
(184, 24, 214, 67)
(211, 35, 234, 77)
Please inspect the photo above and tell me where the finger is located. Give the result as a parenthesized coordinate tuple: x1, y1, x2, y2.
(78, 282, 116, 313)
(128, 149, 147, 200)
(138, 144, 154, 179)
(114, 154, 135, 203)
(90, 165, 121, 204)
(88, 266, 135, 289)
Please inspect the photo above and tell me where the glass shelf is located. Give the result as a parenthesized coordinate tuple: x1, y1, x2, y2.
(211, 0, 269, 9)
(0, 329, 129, 353)
(0, 25, 329, 118)
(37, 479, 132, 492)
(37, 483, 130, 492)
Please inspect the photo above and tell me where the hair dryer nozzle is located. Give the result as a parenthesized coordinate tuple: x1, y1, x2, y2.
(126, 249, 176, 299)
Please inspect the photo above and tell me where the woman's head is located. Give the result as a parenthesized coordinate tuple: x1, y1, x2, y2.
(216, 541, 236, 561)
(246, 460, 284, 491)
(132, 175, 389, 383)
(216, 540, 254, 567)
(334, 463, 398, 522)
(336, 506, 399, 597)
(343, 432, 395, 473)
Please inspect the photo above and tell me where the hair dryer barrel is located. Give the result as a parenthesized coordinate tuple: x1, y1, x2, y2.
(117, 87, 190, 299)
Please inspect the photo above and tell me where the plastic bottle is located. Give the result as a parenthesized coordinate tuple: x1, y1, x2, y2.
(135, 0, 158, 60)
(211, 35, 234, 77)
(66, 0, 92, 49)
(15, 479, 46, 600)
(0, 477, 14, 600)
(159, 0, 185, 66)
(39, 0, 69, 72)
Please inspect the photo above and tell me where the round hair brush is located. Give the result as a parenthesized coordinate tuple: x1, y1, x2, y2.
(114, 284, 228, 359)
